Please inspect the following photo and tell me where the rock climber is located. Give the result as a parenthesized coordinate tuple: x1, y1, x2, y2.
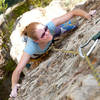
(10, 9, 93, 98)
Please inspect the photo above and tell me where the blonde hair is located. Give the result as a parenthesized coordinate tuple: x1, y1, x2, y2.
(21, 22, 40, 40)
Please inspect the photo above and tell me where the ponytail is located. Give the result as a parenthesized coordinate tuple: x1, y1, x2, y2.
(21, 26, 27, 36)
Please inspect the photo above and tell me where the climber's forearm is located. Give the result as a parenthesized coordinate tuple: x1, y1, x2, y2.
(11, 51, 30, 89)
(52, 11, 73, 26)
(72, 9, 91, 20)
(11, 66, 22, 89)
(52, 9, 91, 26)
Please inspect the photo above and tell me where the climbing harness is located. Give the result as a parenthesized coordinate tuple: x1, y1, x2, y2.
(79, 31, 100, 58)
(26, 46, 52, 69)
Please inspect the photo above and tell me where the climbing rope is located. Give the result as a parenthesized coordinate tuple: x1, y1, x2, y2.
(83, 51, 100, 86)
(52, 31, 100, 86)
(52, 47, 78, 55)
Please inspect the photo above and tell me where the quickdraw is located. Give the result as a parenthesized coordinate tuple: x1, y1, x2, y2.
(79, 31, 100, 58)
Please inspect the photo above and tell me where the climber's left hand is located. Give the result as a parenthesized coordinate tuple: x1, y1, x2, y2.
(10, 84, 20, 98)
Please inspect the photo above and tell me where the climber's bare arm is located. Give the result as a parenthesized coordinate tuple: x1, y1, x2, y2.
(11, 51, 30, 89)
(52, 9, 91, 26)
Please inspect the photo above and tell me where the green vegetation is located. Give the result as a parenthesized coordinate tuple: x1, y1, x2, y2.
(5, 0, 23, 7)
(0, 0, 52, 14)
(27, 0, 52, 8)
(12, 3, 30, 19)
(3, 58, 16, 73)
(0, 0, 7, 13)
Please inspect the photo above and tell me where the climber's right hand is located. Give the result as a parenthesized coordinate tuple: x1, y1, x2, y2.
(89, 10, 96, 16)
(10, 84, 20, 98)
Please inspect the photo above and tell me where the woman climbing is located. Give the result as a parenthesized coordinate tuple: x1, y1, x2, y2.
(10, 9, 92, 98)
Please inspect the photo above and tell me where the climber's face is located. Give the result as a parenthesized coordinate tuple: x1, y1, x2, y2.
(35, 24, 53, 43)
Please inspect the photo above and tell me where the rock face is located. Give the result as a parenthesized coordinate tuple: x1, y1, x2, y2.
(10, 0, 100, 100)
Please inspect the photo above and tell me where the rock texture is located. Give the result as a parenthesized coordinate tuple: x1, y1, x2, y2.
(0, 29, 5, 68)
(10, 0, 100, 100)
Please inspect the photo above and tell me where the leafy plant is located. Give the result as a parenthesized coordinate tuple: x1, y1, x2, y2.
(0, 0, 7, 13)
(5, 0, 23, 7)
(27, 0, 52, 8)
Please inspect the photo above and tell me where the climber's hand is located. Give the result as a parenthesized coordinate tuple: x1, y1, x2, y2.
(10, 84, 20, 98)
(84, 10, 96, 21)
(89, 10, 96, 16)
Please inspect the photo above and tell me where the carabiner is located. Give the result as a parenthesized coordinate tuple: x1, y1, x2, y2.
(79, 39, 98, 58)
(79, 31, 100, 58)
